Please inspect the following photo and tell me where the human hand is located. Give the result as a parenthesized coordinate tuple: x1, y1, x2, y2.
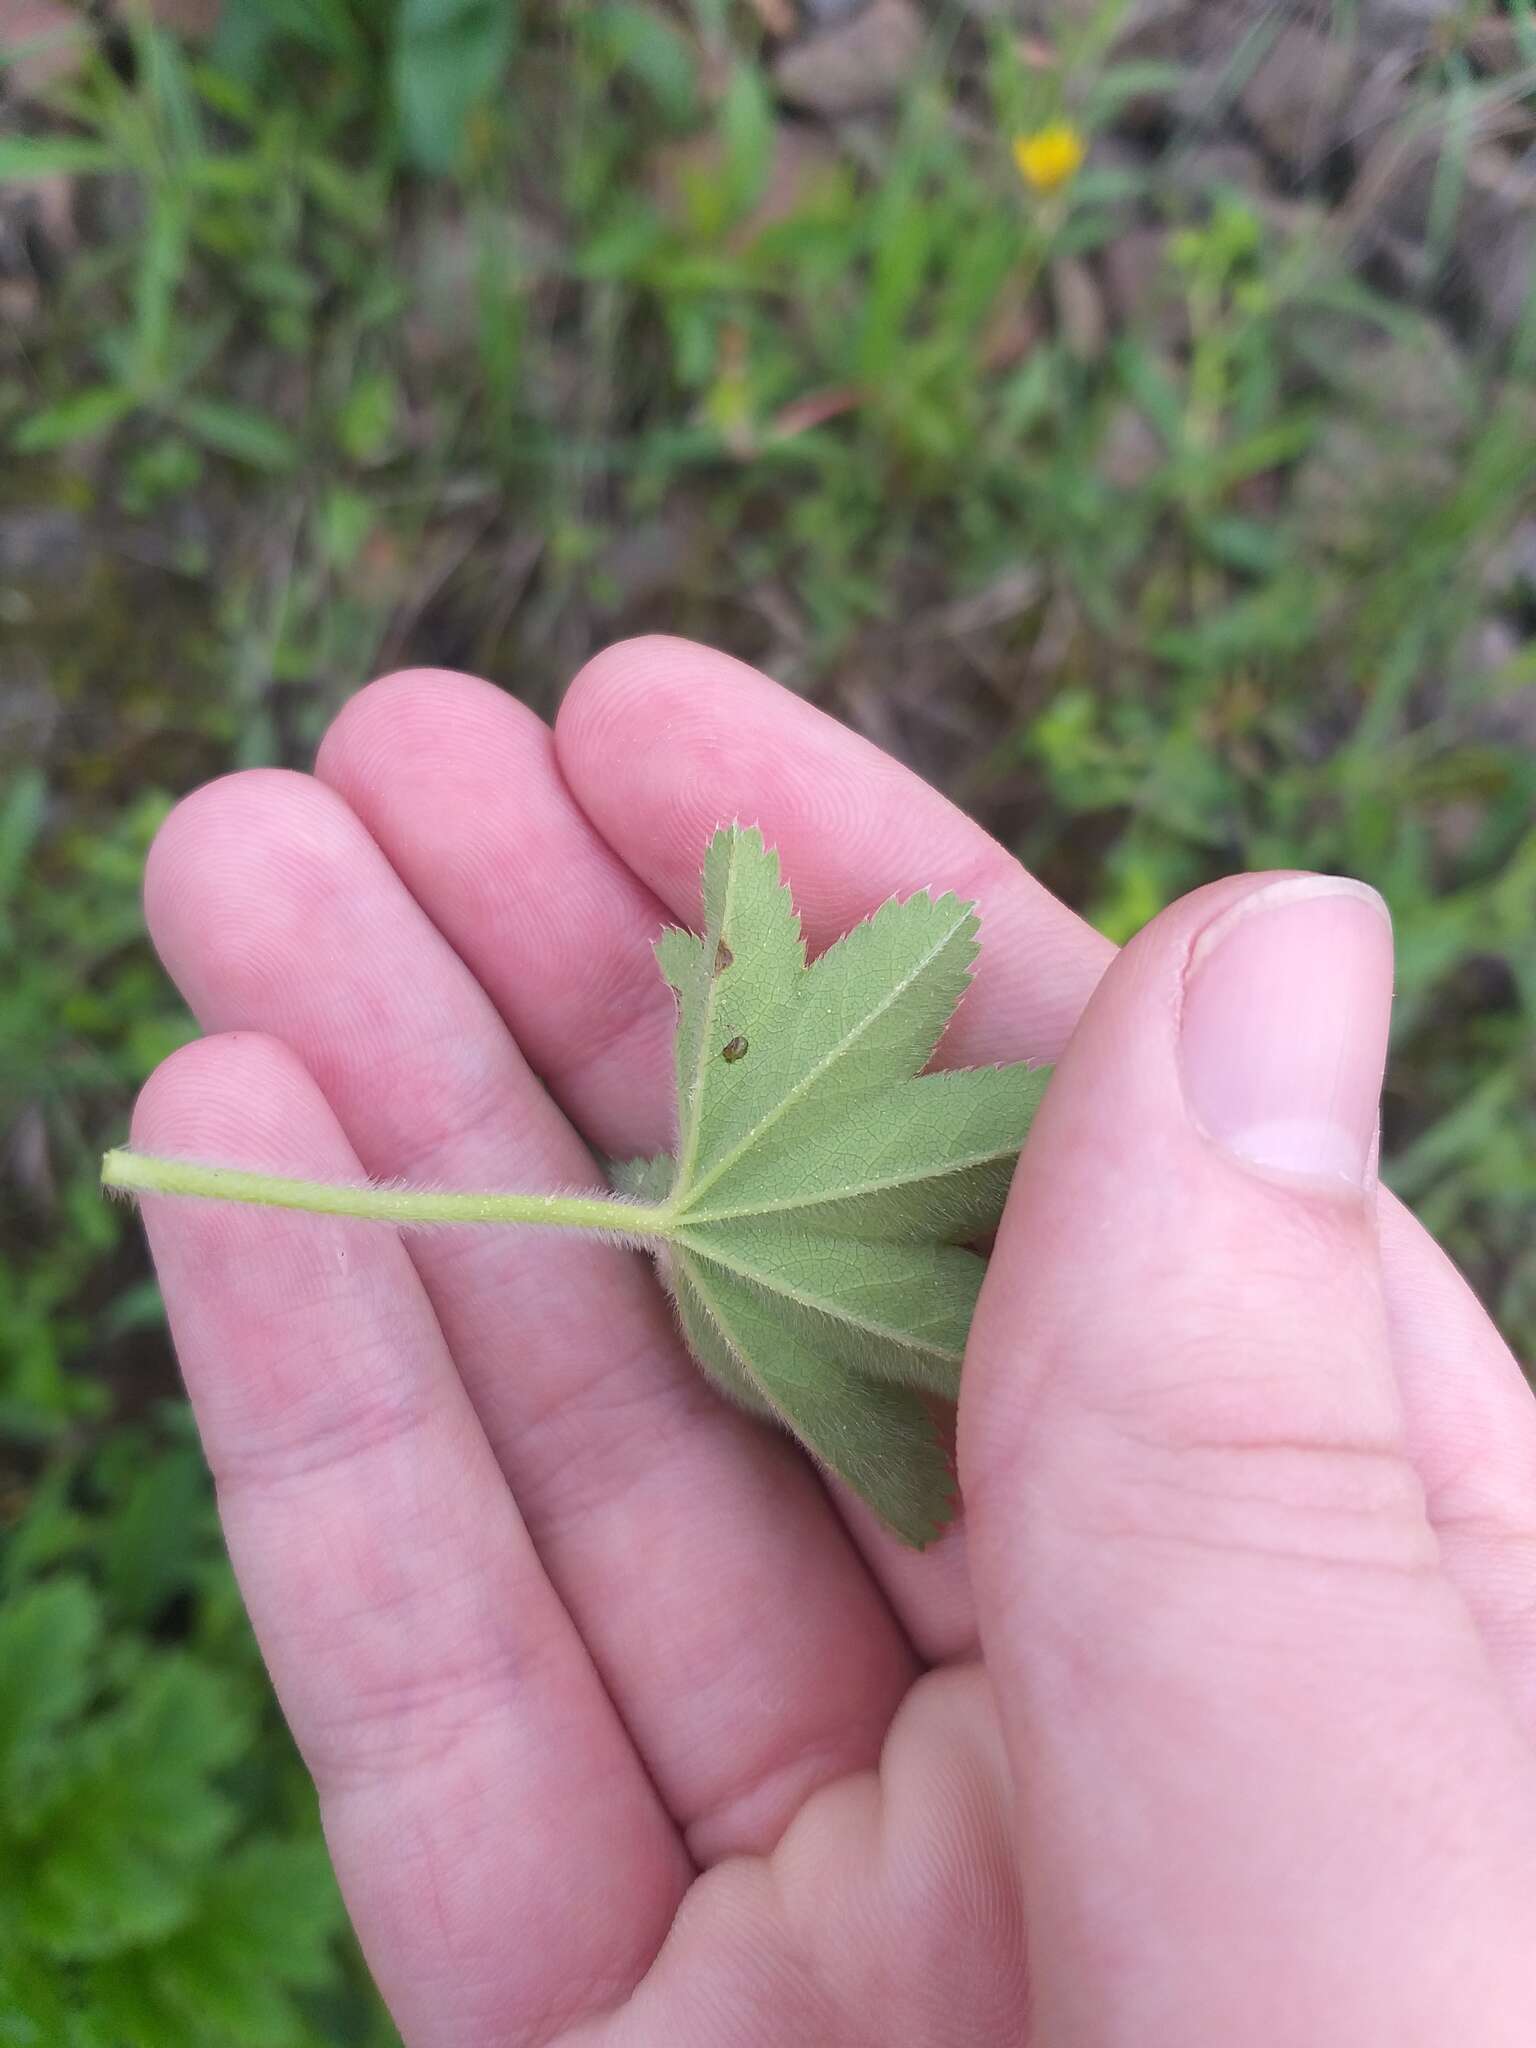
(131, 638, 1536, 2045)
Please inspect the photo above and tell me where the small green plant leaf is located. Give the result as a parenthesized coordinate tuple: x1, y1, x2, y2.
(636, 826, 1048, 1545)
(102, 825, 1052, 1548)
(0, 138, 113, 181)
(0, 1582, 100, 1813)
(392, 0, 517, 174)
(172, 398, 300, 473)
(13, 388, 133, 455)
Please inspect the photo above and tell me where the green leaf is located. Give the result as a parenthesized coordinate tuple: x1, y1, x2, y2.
(0, 1582, 100, 1809)
(334, 371, 398, 465)
(99, 1444, 213, 1626)
(172, 398, 300, 472)
(642, 825, 1050, 1547)
(13, 388, 133, 455)
(129, 1838, 344, 2042)
(582, 4, 698, 125)
(17, 1654, 247, 1954)
(392, 0, 517, 174)
(0, 769, 47, 913)
(717, 60, 773, 217)
(0, 139, 113, 180)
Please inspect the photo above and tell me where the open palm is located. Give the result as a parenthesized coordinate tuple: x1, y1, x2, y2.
(133, 639, 1536, 2045)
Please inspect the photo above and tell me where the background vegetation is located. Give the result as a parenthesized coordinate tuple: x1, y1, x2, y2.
(1, 0, 1532, 2039)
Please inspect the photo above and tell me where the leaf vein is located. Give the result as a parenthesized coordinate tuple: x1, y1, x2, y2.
(681, 1134, 1019, 1223)
(675, 1234, 963, 1363)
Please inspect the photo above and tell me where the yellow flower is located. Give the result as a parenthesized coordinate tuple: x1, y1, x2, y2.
(1012, 122, 1086, 196)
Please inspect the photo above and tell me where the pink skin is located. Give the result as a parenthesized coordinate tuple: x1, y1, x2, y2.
(132, 637, 1536, 2046)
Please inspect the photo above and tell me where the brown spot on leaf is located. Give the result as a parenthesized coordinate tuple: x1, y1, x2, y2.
(714, 939, 733, 973)
(721, 1035, 748, 1063)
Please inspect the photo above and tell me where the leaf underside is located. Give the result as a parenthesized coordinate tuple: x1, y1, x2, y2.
(614, 826, 1050, 1550)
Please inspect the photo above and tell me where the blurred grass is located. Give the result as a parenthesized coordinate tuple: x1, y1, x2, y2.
(1, 1, 1534, 2039)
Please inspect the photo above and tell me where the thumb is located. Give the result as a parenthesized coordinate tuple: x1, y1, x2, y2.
(963, 873, 1536, 2043)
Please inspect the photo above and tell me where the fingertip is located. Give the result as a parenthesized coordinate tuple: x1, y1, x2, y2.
(146, 767, 355, 903)
(145, 766, 313, 924)
(964, 866, 1409, 1516)
(1179, 873, 1394, 1197)
(126, 1032, 363, 1291)
(130, 1029, 334, 1168)
(556, 635, 774, 861)
(555, 636, 1112, 1066)
(317, 666, 543, 796)
(558, 634, 983, 917)
(144, 770, 372, 1018)
(558, 632, 757, 740)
